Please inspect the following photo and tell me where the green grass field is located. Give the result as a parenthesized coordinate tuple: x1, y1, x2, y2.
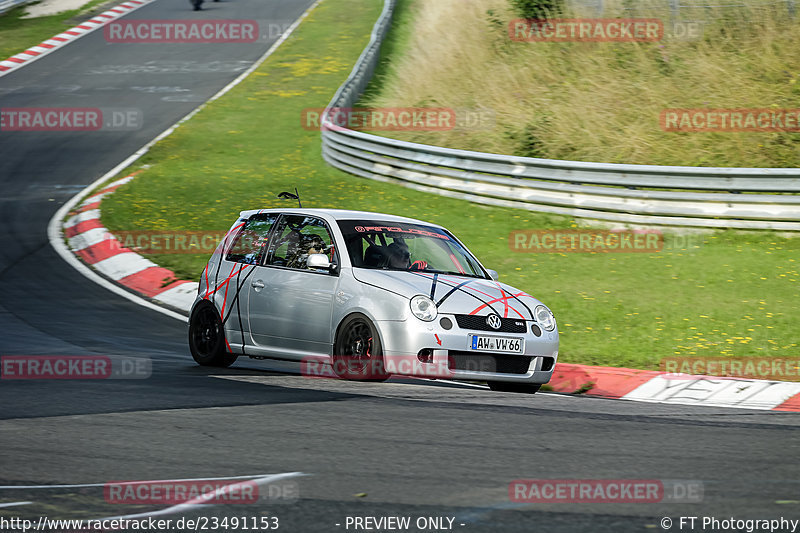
(99, 0, 800, 370)
(0, 0, 110, 60)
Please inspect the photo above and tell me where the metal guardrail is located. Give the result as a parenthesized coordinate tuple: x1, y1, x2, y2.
(320, 0, 800, 231)
(0, 0, 33, 14)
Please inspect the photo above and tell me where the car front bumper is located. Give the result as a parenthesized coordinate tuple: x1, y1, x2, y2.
(377, 314, 559, 384)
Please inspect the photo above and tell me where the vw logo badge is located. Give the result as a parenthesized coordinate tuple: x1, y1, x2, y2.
(486, 314, 502, 330)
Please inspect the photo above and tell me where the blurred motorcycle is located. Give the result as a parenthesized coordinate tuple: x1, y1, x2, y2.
(190, 0, 219, 11)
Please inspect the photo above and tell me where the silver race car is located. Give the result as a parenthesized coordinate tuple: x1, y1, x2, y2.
(189, 209, 558, 393)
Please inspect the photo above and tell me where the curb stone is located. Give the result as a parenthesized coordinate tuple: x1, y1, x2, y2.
(63, 173, 200, 312)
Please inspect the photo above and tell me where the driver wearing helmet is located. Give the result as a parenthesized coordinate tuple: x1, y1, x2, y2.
(305, 234, 326, 256)
(288, 233, 326, 269)
(386, 240, 411, 269)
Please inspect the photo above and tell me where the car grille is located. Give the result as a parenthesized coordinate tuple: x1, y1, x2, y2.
(448, 352, 532, 375)
(454, 314, 527, 333)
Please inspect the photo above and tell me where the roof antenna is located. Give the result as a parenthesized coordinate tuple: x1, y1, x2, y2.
(277, 188, 302, 208)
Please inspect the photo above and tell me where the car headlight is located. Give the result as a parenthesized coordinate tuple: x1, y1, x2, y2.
(410, 295, 438, 322)
(535, 305, 556, 331)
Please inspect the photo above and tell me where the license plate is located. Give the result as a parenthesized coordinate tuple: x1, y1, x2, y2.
(469, 335, 523, 354)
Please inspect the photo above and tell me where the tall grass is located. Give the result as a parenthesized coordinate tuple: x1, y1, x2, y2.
(363, 0, 800, 167)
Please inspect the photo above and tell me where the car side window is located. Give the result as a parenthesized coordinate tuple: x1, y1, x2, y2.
(225, 215, 278, 264)
(267, 215, 336, 271)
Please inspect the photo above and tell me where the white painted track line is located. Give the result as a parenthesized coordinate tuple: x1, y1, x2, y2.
(97, 472, 306, 521)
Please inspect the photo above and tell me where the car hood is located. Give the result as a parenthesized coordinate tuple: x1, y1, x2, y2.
(352, 269, 545, 320)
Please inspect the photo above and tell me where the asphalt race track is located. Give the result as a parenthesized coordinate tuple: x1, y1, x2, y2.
(0, 1, 798, 532)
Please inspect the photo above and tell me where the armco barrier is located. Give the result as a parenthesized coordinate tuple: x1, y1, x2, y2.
(320, 0, 800, 231)
(0, 0, 33, 14)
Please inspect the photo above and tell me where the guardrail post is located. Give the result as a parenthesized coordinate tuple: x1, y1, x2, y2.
(669, 0, 680, 22)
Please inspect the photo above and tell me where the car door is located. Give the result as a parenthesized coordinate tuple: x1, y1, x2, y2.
(219, 213, 279, 349)
(247, 214, 340, 358)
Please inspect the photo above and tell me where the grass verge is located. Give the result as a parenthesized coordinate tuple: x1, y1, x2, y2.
(100, 0, 800, 370)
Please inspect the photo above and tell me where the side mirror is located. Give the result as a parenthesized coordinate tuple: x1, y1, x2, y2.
(487, 269, 500, 281)
(307, 253, 332, 271)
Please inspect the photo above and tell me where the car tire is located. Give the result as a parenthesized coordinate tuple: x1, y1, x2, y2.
(189, 303, 238, 367)
(333, 314, 389, 382)
(488, 381, 541, 394)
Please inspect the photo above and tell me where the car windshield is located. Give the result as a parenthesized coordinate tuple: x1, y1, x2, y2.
(338, 219, 487, 278)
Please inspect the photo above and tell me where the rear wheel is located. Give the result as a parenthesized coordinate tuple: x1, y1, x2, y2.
(488, 381, 541, 394)
(189, 303, 237, 367)
(333, 315, 388, 381)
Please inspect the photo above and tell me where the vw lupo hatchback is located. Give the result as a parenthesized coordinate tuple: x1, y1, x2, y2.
(189, 209, 558, 393)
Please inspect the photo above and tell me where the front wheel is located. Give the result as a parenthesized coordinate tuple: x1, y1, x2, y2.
(189, 303, 237, 367)
(190, 0, 203, 10)
(488, 381, 541, 394)
(333, 315, 388, 381)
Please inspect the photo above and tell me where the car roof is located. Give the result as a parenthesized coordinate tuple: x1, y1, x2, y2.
(238, 208, 445, 229)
